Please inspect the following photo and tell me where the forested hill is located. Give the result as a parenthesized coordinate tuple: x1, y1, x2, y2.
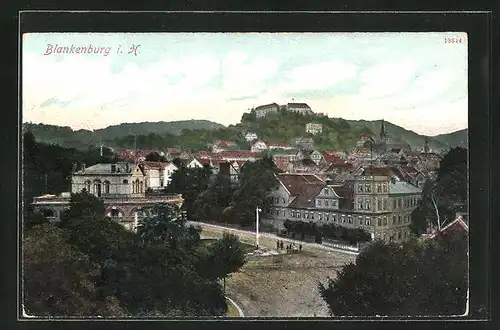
(94, 120, 226, 140)
(431, 129, 468, 149)
(22, 120, 226, 150)
(344, 119, 467, 150)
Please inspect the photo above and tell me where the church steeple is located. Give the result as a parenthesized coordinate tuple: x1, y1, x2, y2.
(424, 136, 429, 153)
(379, 119, 387, 140)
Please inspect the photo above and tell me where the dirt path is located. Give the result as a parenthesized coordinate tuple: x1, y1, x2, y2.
(195, 222, 357, 317)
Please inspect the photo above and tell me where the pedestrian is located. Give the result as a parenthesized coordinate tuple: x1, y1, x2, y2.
(277, 240, 280, 250)
(286, 245, 289, 253)
(280, 241, 284, 250)
(299, 244, 302, 252)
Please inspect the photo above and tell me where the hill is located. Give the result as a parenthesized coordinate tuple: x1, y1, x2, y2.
(23, 120, 225, 150)
(431, 129, 468, 149)
(236, 110, 373, 151)
(94, 120, 226, 140)
(345, 119, 449, 151)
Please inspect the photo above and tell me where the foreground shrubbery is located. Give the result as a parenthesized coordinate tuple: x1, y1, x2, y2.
(319, 232, 468, 316)
(23, 191, 246, 317)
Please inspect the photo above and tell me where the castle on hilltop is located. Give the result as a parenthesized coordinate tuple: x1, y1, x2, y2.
(253, 102, 313, 118)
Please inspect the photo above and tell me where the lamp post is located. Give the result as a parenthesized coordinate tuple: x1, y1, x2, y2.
(255, 207, 262, 249)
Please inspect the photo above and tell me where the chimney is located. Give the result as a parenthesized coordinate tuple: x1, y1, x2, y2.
(72, 163, 77, 174)
(111, 164, 116, 173)
(81, 163, 86, 172)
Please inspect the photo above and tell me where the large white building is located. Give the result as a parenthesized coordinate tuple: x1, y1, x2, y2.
(31, 162, 183, 231)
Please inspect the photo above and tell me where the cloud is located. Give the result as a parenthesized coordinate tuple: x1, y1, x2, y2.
(275, 60, 358, 94)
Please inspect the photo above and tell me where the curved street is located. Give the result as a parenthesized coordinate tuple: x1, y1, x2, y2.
(190, 221, 357, 317)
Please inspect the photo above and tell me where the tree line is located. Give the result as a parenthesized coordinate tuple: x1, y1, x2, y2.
(165, 156, 280, 227)
(282, 219, 371, 245)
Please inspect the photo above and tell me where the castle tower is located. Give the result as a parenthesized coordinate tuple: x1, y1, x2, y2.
(424, 136, 429, 153)
(379, 119, 387, 141)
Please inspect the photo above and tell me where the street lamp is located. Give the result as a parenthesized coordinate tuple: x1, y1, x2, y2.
(255, 207, 262, 249)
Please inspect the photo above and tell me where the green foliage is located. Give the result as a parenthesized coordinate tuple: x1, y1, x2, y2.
(166, 163, 213, 218)
(202, 233, 247, 282)
(319, 233, 468, 316)
(145, 151, 168, 162)
(283, 220, 371, 245)
(193, 173, 235, 222)
(225, 157, 280, 226)
(23, 224, 127, 317)
(410, 147, 467, 234)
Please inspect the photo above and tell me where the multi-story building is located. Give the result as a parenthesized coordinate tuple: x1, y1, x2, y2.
(262, 167, 422, 243)
(255, 103, 279, 118)
(140, 161, 178, 190)
(306, 123, 323, 135)
(31, 162, 183, 231)
(286, 102, 313, 115)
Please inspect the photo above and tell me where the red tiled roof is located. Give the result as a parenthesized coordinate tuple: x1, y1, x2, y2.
(255, 103, 279, 110)
(140, 161, 175, 169)
(267, 141, 292, 148)
(288, 184, 325, 209)
(276, 173, 324, 196)
(217, 151, 260, 158)
(361, 166, 393, 177)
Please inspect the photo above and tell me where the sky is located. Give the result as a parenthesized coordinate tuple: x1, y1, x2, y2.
(22, 32, 468, 136)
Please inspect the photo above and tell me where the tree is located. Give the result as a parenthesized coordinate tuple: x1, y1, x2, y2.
(226, 157, 279, 226)
(410, 147, 467, 234)
(205, 232, 247, 292)
(319, 234, 468, 316)
(23, 224, 127, 317)
(145, 151, 167, 162)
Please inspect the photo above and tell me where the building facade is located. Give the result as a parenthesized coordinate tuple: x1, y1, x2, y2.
(255, 103, 279, 118)
(262, 169, 422, 243)
(31, 162, 183, 231)
(306, 123, 323, 135)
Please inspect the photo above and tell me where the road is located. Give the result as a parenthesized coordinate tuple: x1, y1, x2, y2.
(188, 220, 358, 317)
(187, 220, 359, 256)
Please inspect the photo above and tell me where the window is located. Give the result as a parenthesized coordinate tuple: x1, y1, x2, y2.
(377, 199, 382, 211)
(104, 180, 110, 194)
(325, 213, 329, 221)
(366, 217, 372, 226)
(324, 189, 329, 195)
(93, 179, 102, 197)
(342, 215, 346, 223)
(110, 209, 120, 217)
(123, 179, 128, 184)
(140, 181, 144, 193)
(393, 199, 397, 209)
(398, 198, 402, 208)
(282, 198, 286, 204)
(383, 184, 388, 193)
(84, 180, 91, 192)
(348, 216, 352, 224)
(365, 184, 371, 192)
(332, 200, 337, 207)
(318, 200, 322, 206)
(377, 184, 382, 193)
(365, 199, 371, 210)
(283, 210, 286, 216)
(319, 213, 323, 221)
(383, 199, 388, 210)
(398, 230, 402, 240)
(311, 212, 315, 220)
(404, 215, 407, 223)
(377, 217, 382, 226)
(383, 216, 388, 226)
(398, 215, 402, 224)
(358, 184, 364, 192)
(325, 201, 329, 207)
(358, 199, 363, 210)
(305, 212, 309, 219)
(392, 215, 396, 224)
